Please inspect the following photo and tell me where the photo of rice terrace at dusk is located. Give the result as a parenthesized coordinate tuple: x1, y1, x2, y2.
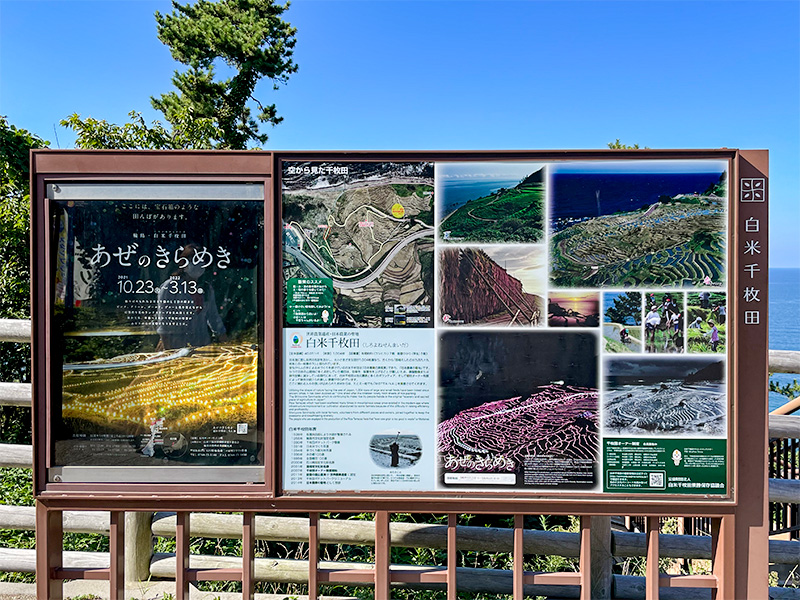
(57, 344, 258, 465)
(438, 331, 598, 487)
(548, 292, 600, 327)
(549, 162, 727, 288)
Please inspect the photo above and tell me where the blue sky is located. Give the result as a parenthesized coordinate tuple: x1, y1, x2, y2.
(1, 0, 797, 267)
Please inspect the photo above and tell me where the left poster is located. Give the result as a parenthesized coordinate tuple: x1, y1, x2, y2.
(50, 184, 263, 482)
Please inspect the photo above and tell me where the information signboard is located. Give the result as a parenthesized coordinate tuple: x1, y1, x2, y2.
(29, 148, 766, 506)
(47, 183, 264, 483)
(280, 158, 730, 495)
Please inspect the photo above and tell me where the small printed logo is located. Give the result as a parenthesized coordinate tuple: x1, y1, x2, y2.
(442, 314, 451, 323)
(291, 334, 303, 348)
(672, 449, 683, 466)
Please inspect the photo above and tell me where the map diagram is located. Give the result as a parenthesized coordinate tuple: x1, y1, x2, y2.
(282, 162, 435, 327)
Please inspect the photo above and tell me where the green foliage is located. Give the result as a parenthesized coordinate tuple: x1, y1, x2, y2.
(0, 118, 44, 445)
(770, 378, 800, 399)
(0, 116, 47, 318)
(608, 139, 649, 149)
(605, 292, 642, 326)
(61, 109, 222, 150)
(152, 0, 298, 148)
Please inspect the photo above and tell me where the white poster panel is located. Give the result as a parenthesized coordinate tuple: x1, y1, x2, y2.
(283, 328, 435, 491)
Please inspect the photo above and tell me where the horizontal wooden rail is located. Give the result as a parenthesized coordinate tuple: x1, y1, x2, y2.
(1, 506, 797, 566)
(0, 548, 108, 573)
(0, 382, 31, 408)
(0, 505, 109, 534)
(770, 350, 800, 375)
(0, 319, 30, 343)
(151, 511, 580, 555)
(770, 414, 800, 438)
(4, 549, 797, 599)
(770, 479, 800, 505)
(0, 444, 31, 468)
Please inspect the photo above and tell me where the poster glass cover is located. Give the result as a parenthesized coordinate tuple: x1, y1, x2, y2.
(50, 184, 263, 482)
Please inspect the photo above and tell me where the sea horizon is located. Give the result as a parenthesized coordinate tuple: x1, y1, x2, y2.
(438, 177, 525, 221)
(768, 267, 799, 411)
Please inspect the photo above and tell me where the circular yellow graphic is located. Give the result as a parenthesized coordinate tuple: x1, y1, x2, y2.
(391, 203, 405, 218)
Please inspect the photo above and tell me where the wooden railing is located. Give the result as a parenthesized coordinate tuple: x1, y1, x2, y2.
(1, 318, 799, 598)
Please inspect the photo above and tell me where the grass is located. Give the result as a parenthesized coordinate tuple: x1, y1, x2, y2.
(687, 324, 726, 353)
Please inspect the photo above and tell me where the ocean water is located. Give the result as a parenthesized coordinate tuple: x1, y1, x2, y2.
(439, 178, 523, 220)
(768, 268, 800, 412)
(550, 172, 724, 223)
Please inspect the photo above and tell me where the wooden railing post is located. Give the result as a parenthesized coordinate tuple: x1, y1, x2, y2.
(645, 517, 660, 600)
(124, 511, 153, 587)
(35, 501, 63, 600)
(308, 512, 319, 600)
(175, 511, 190, 599)
(375, 511, 391, 598)
(109, 511, 125, 600)
(589, 515, 612, 599)
(447, 513, 458, 600)
(513, 514, 524, 600)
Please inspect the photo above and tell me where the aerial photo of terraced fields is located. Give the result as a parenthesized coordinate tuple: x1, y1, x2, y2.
(438, 162, 545, 244)
(549, 162, 727, 288)
(604, 356, 726, 437)
(282, 162, 435, 327)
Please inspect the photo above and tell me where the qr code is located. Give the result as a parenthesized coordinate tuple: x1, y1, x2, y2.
(649, 472, 664, 488)
(237, 423, 248, 435)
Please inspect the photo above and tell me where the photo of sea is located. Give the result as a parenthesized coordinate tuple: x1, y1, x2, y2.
(769, 268, 800, 411)
(438, 177, 528, 221)
(550, 165, 727, 232)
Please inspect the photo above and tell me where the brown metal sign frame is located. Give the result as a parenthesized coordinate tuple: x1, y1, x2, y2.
(29, 149, 768, 513)
(29, 148, 769, 599)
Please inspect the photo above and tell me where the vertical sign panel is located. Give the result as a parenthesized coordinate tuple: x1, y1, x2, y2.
(734, 150, 769, 596)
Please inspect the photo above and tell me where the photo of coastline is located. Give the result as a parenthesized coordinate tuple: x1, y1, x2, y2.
(549, 161, 727, 288)
(437, 162, 545, 244)
(603, 291, 643, 353)
(440, 245, 545, 326)
(604, 356, 726, 437)
(548, 292, 600, 327)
